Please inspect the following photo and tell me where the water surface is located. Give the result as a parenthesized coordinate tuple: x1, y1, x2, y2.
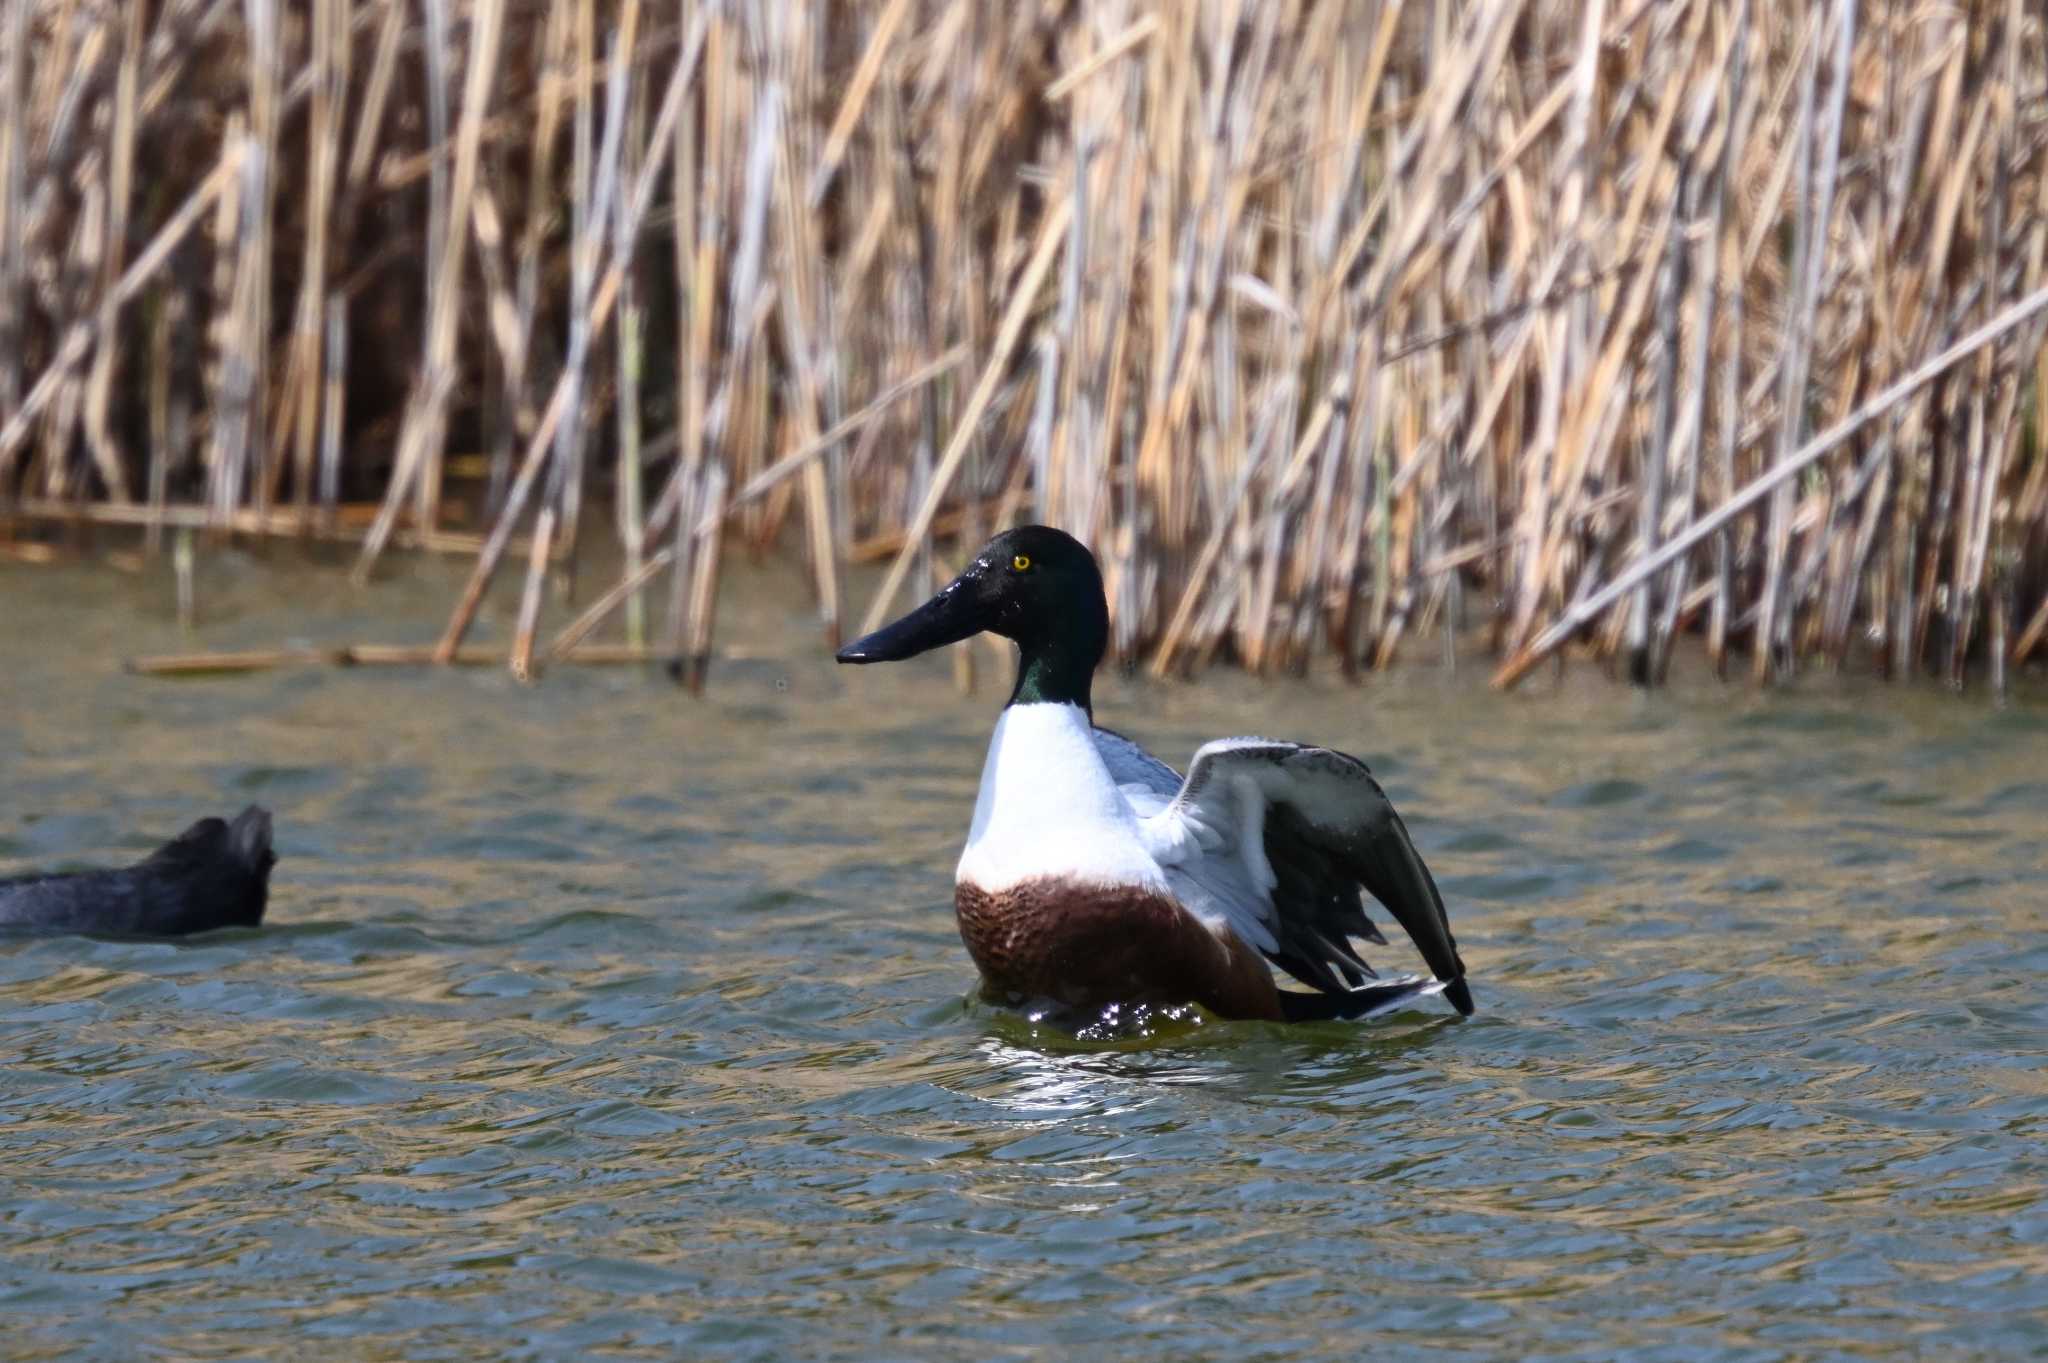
(2, 554, 2044, 1360)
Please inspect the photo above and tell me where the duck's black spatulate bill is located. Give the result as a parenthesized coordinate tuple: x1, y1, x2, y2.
(836, 574, 986, 663)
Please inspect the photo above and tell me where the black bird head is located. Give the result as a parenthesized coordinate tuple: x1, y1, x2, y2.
(836, 526, 1108, 710)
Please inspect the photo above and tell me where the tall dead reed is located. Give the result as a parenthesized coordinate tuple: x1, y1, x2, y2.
(1, 0, 2044, 692)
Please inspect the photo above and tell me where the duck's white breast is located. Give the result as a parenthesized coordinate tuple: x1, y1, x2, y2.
(955, 703, 1169, 895)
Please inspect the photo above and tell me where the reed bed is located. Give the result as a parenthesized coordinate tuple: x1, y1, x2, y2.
(1, 0, 2044, 692)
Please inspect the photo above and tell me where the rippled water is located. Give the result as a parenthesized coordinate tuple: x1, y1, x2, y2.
(2, 554, 2045, 1361)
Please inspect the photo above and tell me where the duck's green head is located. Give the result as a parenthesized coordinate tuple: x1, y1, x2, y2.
(836, 526, 1108, 710)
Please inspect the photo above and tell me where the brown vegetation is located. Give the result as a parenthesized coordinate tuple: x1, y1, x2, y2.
(1, 1, 2045, 692)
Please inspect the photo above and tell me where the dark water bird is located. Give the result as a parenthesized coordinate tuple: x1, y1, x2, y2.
(0, 806, 275, 936)
(836, 526, 1472, 1023)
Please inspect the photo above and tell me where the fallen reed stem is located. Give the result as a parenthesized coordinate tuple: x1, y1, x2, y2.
(126, 642, 672, 675)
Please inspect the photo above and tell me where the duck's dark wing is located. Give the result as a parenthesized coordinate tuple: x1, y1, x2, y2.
(1140, 739, 1473, 1016)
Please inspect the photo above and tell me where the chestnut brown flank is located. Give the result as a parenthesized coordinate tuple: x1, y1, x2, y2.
(954, 878, 1282, 1021)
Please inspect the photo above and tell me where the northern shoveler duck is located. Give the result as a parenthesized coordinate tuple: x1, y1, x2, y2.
(0, 806, 275, 936)
(836, 527, 1473, 1022)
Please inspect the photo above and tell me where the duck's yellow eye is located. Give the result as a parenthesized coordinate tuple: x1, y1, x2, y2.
(1011, 554, 1032, 572)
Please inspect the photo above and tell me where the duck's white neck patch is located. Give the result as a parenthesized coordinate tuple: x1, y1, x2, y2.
(956, 702, 1167, 894)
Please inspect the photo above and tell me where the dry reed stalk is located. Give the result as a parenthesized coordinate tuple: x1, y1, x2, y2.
(859, 191, 1074, 633)
(354, 0, 507, 579)
(677, 459, 726, 693)
(3, 0, 2042, 695)
(281, 0, 347, 520)
(2017, 593, 2048, 666)
(735, 347, 968, 505)
(770, 36, 842, 647)
(1653, 0, 1742, 683)
(1496, 283, 2048, 687)
(0, 0, 26, 423)
(78, 0, 141, 504)
(1149, 380, 1291, 677)
(553, 0, 639, 566)
(173, 524, 194, 627)
(808, 0, 910, 207)
(238, 0, 280, 516)
(488, 0, 571, 516)
(318, 295, 345, 520)
(201, 117, 248, 524)
(509, 504, 555, 682)
(0, 142, 246, 472)
(547, 542, 674, 660)
(431, 20, 699, 662)
(614, 200, 646, 645)
(144, 287, 174, 553)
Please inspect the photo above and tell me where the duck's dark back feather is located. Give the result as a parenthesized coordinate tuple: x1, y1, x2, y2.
(0, 806, 275, 936)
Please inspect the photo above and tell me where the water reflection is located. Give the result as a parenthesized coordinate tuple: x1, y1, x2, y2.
(1, 556, 2044, 1360)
